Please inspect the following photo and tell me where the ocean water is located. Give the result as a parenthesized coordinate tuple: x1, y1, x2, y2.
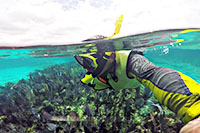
(145, 48, 200, 84)
(0, 29, 199, 132)
(0, 56, 74, 86)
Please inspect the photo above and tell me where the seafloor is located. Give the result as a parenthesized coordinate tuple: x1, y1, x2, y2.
(0, 62, 184, 133)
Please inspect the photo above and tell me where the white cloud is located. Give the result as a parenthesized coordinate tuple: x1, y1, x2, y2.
(0, 0, 199, 46)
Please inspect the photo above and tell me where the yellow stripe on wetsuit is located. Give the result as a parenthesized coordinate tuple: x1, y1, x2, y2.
(129, 71, 200, 124)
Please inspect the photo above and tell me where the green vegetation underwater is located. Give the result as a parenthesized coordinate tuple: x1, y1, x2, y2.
(0, 29, 200, 133)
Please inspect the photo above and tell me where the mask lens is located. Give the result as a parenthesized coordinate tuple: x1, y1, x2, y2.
(75, 56, 84, 66)
(75, 56, 95, 72)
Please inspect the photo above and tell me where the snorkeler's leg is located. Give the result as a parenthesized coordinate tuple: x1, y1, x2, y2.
(127, 52, 200, 124)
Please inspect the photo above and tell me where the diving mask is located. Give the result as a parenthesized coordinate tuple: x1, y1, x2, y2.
(75, 52, 115, 77)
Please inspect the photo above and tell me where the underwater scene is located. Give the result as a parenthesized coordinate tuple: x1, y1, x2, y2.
(0, 29, 200, 132)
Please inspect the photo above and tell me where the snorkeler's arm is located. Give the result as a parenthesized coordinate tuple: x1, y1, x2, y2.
(127, 51, 200, 124)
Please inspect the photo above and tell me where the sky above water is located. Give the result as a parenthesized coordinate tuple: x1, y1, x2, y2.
(0, 0, 200, 46)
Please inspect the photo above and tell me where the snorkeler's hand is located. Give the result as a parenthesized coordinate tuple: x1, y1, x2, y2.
(179, 118, 200, 133)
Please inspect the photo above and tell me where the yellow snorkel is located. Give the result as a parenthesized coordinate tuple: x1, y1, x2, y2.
(105, 14, 124, 40)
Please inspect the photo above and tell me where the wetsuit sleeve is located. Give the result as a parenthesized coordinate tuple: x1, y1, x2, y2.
(127, 52, 200, 124)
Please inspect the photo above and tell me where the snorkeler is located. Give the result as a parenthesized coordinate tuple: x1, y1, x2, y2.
(74, 15, 200, 131)
(75, 43, 200, 125)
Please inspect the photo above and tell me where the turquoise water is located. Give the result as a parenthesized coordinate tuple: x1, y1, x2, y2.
(0, 29, 199, 86)
(145, 48, 200, 84)
(0, 56, 74, 86)
(1, 48, 199, 86)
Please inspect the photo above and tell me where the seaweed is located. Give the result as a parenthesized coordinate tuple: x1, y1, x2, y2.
(0, 62, 184, 132)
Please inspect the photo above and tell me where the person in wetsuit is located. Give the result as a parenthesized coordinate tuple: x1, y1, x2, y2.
(75, 48, 200, 125)
(74, 34, 200, 133)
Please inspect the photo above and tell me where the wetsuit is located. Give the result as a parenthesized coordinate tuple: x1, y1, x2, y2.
(127, 51, 200, 124)
(79, 49, 200, 124)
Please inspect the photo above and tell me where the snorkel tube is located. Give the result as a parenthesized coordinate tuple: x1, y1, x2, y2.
(105, 15, 124, 40)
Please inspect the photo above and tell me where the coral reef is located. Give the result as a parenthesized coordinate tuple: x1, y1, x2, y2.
(0, 62, 184, 132)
